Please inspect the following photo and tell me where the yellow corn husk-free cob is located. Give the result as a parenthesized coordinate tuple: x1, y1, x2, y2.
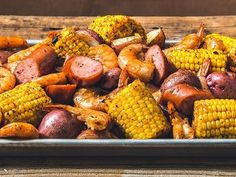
(88, 15, 146, 44)
(107, 80, 170, 139)
(0, 82, 51, 125)
(205, 33, 236, 59)
(8, 38, 51, 63)
(53, 27, 90, 58)
(165, 49, 227, 73)
(193, 99, 236, 138)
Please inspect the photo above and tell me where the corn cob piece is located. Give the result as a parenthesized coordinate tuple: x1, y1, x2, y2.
(193, 99, 236, 138)
(0, 82, 51, 125)
(53, 27, 90, 58)
(165, 49, 227, 73)
(8, 38, 51, 63)
(205, 33, 236, 59)
(88, 15, 146, 44)
(107, 80, 170, 139)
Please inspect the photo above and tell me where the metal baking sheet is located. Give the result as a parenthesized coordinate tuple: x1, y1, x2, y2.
(1, 39, 234, 157)
(0, 139, 236, 157)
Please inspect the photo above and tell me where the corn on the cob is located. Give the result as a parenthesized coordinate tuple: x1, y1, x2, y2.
(205, 33, 236, 59)
(193, 99, 236, 138)
(165, 49, 227, 73)
(88, 15, 146, 44)
(53, 27, 90, 58)
(0, 82, 51, 125)
(107, 80, 170, 139)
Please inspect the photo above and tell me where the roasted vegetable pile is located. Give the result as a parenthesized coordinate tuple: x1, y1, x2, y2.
(0, 15, 235, 139)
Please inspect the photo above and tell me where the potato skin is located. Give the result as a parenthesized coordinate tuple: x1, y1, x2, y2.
(207, 71, 236, 99)
(38, 109, 83, 138)
(111, 35, 143, 54)
(160, 70, 202, 93)
(146, 28, 166, 48)
(76, 29, 104, 46)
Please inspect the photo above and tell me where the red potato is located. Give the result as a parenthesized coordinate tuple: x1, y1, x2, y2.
(14, 45, 56, 84)
(207, 71, 236, 99)
(146, 28, 166, 48)
(160, 70, 202, 93)
(0, 122, 39, 139)
(0, 50, 14, 64)
(76, 29, 104, 46)
(145, 45, 169, 85)
(161, 84, 213, 116)
(111, 35, 143, 54)
(44, 104, 112, 131)
(46, 84, 77, 104)
(63, 56, 103, 86)
(38, 109, 83, 138)
(99, 67, 121, 90)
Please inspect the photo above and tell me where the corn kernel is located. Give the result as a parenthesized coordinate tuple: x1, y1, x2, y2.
(107, 80, 170, 139)
(193, 99, 236, 138)
(165, 49, 227, 73)
(0, 82, 51, 125)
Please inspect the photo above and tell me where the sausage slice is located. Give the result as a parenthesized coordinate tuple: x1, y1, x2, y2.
(46, 84, 77, 104)
(14, 45, 56, 83)
(145, 45, 169, 85)
(63, 56, 103, 86)
(161, 84, 213, 116)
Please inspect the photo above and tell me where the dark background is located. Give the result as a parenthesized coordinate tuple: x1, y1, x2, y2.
(0, 0, 235, 16)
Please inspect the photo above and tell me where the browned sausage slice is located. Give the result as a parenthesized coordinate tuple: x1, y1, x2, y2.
(161, 84, 213, 116)
(63, 56, 103, 86)
(46, 84, 77, 104)
(14, 45, 56, 83)
(145, 45, 169, 85)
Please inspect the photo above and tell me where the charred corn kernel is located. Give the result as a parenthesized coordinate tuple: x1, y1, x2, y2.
(53, 27, 90, 58)
(165, 49, 227, 73)
(107, 80, 170, 139)
(0, 82, 51, 125)
(193, 99, 236, 138)
(88, 15, 146, 44)
(206, 33, 236, 59)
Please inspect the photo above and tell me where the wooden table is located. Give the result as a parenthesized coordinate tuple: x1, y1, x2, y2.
(0, 15, 236, 177)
